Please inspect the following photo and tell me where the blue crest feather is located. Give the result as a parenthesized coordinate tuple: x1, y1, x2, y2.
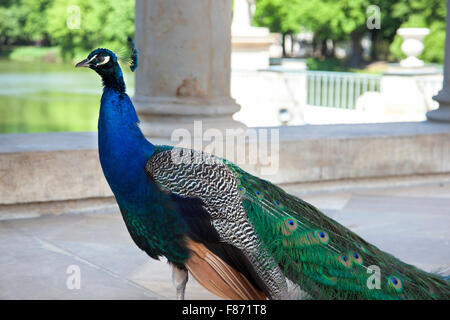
(128, 37, 138, 72)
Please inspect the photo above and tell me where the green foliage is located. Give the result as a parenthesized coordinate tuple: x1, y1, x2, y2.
(254, 0, 375, 42)
(328, 0, 370, 38)
(254, 0, 445, 64)
(422, 21, 446, 64)
(254, 0, 398, 64)
(0, 0, 134, 60)
(390, 0, 446, 64)
(306, 58, 349, 72)
(45, 0, 134, 60)
(9, 46, 60, 62)
(22, 0, 52, 41)
(253, 0, 302, 35)
(0, 1, 28, 44)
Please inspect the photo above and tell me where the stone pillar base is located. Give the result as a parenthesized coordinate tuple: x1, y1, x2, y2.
(427, 90, 450, 122)
(426, 107, 450, 122)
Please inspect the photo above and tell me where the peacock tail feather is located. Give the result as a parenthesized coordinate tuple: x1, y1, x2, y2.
(224, 159, 450, 300)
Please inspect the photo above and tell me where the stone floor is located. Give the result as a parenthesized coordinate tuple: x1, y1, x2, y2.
(1, 182, 449, 300)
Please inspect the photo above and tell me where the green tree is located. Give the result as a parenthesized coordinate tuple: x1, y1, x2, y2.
(46, 0, 134, 60)
(366, 0, 403, 61)
(0, 0, 28, 46)
(0, 0, 134, 60)
(291, 0, 340, 58)
(298, 0, 403, 66)
(253, 0, 303, 57)
(22, 0, 52, 45)
(253, 0, 414, 66)
(254, 0, 375, 65)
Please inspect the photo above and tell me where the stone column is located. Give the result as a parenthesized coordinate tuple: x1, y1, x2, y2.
(427, 0, 450, 122)
(134, 0, 246, 137)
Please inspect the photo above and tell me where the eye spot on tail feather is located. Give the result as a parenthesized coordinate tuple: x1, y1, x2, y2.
(281, 218, 298, 235)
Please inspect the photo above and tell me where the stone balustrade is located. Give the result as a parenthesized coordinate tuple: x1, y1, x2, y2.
(1, 122, 450, 219)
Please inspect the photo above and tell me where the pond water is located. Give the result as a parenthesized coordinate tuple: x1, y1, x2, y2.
(0, 59, 135, 134)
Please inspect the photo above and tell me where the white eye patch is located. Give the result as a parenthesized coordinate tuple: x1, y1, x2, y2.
(96, 55, 110, 66)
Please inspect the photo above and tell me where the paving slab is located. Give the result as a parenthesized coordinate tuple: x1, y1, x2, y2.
(0, 182, 449, 299)
(0, 220, 159, 299)
(0, 213, 214, 300)
(354, 182, 450, 199)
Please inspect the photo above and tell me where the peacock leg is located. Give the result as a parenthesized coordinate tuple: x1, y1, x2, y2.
(172, 265, 188, 300)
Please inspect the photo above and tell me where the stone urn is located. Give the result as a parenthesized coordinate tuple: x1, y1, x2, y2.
(397, 28, 430, 68)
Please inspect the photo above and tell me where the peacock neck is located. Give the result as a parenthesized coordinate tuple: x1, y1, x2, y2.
(99, 64, 126, 93)
(98, 87, 155, 200)
(102, 72, 126, 93)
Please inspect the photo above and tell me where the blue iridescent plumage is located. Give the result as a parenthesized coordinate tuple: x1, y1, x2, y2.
(76, 45, 190, 267)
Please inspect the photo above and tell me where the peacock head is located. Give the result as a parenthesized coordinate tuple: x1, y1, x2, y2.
(75, 48, 119, 76)
(75, 39, 138, 92)
(76, 48, 127, 92)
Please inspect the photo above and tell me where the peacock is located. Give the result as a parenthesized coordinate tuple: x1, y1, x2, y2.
(75, 39, 450, 300)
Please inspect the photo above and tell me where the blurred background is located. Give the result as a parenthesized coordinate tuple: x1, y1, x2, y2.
(0, 0, 446, 133)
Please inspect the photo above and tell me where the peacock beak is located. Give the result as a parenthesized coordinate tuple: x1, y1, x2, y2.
(75, 58, 91, 68)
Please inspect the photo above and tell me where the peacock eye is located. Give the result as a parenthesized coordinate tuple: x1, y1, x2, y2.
(96, 55, 110, 66)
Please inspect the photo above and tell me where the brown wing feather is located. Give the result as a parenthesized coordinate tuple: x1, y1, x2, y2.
(185, 239, 267, 300)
